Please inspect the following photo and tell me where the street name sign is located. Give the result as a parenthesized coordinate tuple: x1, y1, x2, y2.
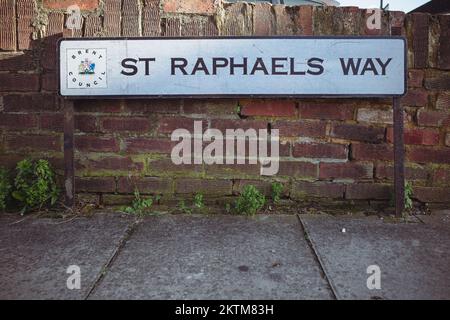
(58, 37, 407, 98)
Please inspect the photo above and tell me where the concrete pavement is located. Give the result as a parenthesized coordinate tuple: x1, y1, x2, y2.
(0, 211, 449, 300)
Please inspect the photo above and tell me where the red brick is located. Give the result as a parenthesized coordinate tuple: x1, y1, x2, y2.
(291, 181, 345, 199)
(438, 15, 450, 70)
(0, 114, 37, 129)
(351, 143, 393, 161)
(41, 37, 60, 71)
(279, 141, 290, 157)
(345, 184, 391, 200)
(5, 134, 61, 151)
(401, 88, 428, 107)
(125, 138, 175, 154)
(412, 13, 430, 68)
(203, 18, 219, 36)
(390, 11, 405, 36)
(84, 14, 102, 37)
(122, 0, 140, 37)
(273, 5, 295, 35)
(375, 163, 428, 181)
(222, 2, 253, 36)
(0, 53, 36, 71)
(299, 103, 354, 120)
(292, 143, 348, 160)
(341, 6, 363, 35)
(76, 100, 122, 113)
(424, 75, 450, 90)
(43, 0, 98, 10)
(117, 176, 172, 194)
(3, 94, 59, 112)
(42, 73, 58, 92)
(39, 114, 63, 131)
(206, 163, 261, 178)
(253, 2, 275, 36)
(0, 0, 16, 50)
(148, 159, 204, 176)
(16, 0, 35, 50)
(77, 156, 143, 171)
(46, 12, 64, 36)
(175, 179, 231, 195)
(211, 119, 267, 133)
(0, 154, 23, 169)
(432, 168, 450, 186)
(272, 120, 326, 138)
(163, 0, 215, 15)
(319, 162, 373, 180)
(278, 161, 317, 178)
(124, 100, 181, 114)
(159, 117, 207, 134)
(408, 70, 424, 88)
(75, 177, 116, 193)
(357, 108, 392, 124)
(75, 115, 97, 132)
(233, 179, 277, 197)
(142, 0, 161, 36)
(163, 17, 181, 36)
(417, 109, 450, 127)
(298, 6, 313, 35)
(0, 74, 40, 92)
(181, 18, 218, 37)
(183, 100, 235, 115)
(386, 127, 440, 146)
(331, 124, 385, 143)
(181, 19, 203, 37)
(104, 0, 122, 36)
(240, 100, 296, 117)
(407, 146, 450, 164)
(102, 117, 150, 132)
(436, 93, 450, 110)
(413, 187, 450, 203)
(75, 136, 119, 152)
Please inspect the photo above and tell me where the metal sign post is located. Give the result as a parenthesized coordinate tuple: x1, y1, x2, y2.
(393, 97, 405, 216)
(60, 36, 407, 216)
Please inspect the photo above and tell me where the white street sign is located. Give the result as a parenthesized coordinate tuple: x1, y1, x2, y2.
(59, 37, 406, 97)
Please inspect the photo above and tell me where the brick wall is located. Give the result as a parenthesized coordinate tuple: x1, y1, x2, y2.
(0, 0, 449, 208)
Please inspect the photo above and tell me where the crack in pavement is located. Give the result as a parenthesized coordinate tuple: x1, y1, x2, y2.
(296, 214, 339, 300)
(84, 218, 141, 300)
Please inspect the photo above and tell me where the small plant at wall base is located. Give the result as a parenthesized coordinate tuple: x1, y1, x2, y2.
(12, 159, 59, 214)
(0, 168, 12, 212)
(123, 189, 155, 217)
(235, 185, 266, 216)
(404, 181, 413, 211)
(271, 182, 283, 204)
(193, 193, 204, 209)
(178, 200, 192, 214)
(390, 181, 414, 213)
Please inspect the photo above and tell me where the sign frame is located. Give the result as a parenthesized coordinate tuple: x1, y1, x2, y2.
(58, 36, 408, 217)
(57, 36, 408, 99)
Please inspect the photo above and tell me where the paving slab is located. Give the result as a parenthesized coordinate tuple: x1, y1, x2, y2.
(91, 214, 333, 299)
(0, 213, 132, 299)
(416, 210, 450, 228)
(299, 214, 450, 300)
